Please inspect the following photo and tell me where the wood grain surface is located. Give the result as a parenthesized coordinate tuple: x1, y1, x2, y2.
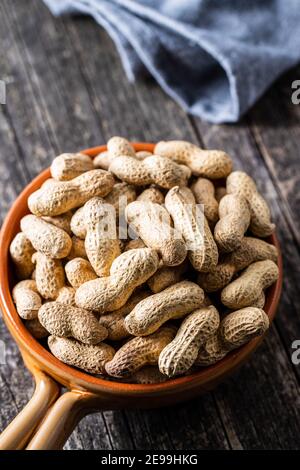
(0, 0, 299, 450)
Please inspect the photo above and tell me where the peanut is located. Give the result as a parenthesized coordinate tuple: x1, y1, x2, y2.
(214, 194, 250, 252)
(221, 307, 269, 348)
(135, 151, 153, 158)
(147, 260, 188, 293)
(12, 280, 42, 320)
(75, 248, 159, 313)
(137, 186, 165, 204)
(251, 292, 266, 309)
(93, 151, 111, 171)
(165, 186, 218, 272)
(155, 140, 232, 179)
(50, 153, 94, 181)
(107, 136, 136, 158)
(83, 197, 120, 276)
(221, 260, 279, 309)
(125, 281, 204, 336)
(94, 137, 136, 170)
(215, 186, 227, 202)
(28, 169, 114, 216)
(39, 302, 107, 344)
(65, 258, 97, 288)
(56, 287, 76, 306)
(196, 307, 270, 365)
(197, 237, 278, 292)
(226, 171, 275, 237)
(195, 333, 229, 366)
(67, 236, 87, 260)
(191, 178, 219, 224)
(32, 252, 65, 300)
(105, 182, 136, 216)
(109, 155, 191, 189)
(126, 201, 187, 266)
(99, 289, 150, 341)
(25, 318, 49, 339)
(21, 215, 72, 259)
(48, 336, 115, 374)
(10, 232, 35, 280)
(42, 211, 72, 235)
(129, 366, 167, 384)
(159, 306, 220, 377)
(105, 326, 176, 378)
(123, 239, 146, 251)
(70, 206, 86, 239)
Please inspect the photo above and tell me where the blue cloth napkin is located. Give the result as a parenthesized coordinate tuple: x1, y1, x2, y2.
(42, 0, 300, 123)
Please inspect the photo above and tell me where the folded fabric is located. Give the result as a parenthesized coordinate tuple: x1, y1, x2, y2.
(42, 0, 300, 123)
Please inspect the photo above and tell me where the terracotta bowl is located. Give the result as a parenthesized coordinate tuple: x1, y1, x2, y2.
(0, 143, 282, 450)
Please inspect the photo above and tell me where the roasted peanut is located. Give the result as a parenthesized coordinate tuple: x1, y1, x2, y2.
(123, 239, 146, 251)
(94, 137, 136, 170)
(129, 366, 167, 384)
(65, 258, 97, 288)
(226, 171, 275, 237)
(105, 182, 136, 216)
(221, 260, 279, 309)
(155, 140, 232, 179)
(107, 136, 136, 158)
(196, 307, 270, 365)
(10, 232, 35, 279)
(83, 197, 120, 276)
(215, 187, 227, 202)
(75, 248, 159, 313)
(99, 289, 150, 341)
(165, 186, 218, 272)
(25, 318, 49, 339)
(12, 280, 42, 320)
(21, 215, 72, 259)
(32, 252, 65, 300)
(48, 336, 115, 374)
(105, 326, 176, 378)
(109, 155, 191, 189)
(43, 211, 72, 235)
(147, 260, 188, 293)
(135, 151, 153, 158)
(191, 177, 219, 224)
(50, 153, 94, 181)
(220, 307, 269, 348)
(137, 186, 165, 204)
(39, 302, 107, 344)
(159, 306, 220, 377)
(70, 206, 86, 239)
(28, 170, 114, 216)
(56, 286, 76, 306)
(195, 333, 230, 366)
(93, 151, 111, 171)
(214, 194, 250, 252)
(125, 281, 204, 336)
(67, 236, 87, 260)
(197, 237, 278, 292)
(126, 201, 187, 266)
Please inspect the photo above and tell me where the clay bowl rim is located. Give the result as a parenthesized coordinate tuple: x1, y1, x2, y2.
(0, 142, 283, 395)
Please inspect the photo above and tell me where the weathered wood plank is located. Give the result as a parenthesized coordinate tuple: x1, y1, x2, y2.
(249, 66, 300, 245)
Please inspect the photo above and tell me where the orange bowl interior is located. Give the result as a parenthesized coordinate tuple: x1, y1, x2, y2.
(0, 143, 283, 397)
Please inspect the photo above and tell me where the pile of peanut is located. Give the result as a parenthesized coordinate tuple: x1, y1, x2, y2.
(9, 137, 279, 383)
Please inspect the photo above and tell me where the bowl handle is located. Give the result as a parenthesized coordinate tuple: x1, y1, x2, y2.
(0, 366, 60, 450)
(26, 390, 101, 450)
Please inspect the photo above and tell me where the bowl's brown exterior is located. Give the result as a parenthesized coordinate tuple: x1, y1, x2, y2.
(0, 143, 283, 408)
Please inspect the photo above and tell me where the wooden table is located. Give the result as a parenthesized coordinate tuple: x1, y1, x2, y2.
(0, 0, 299, 450)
